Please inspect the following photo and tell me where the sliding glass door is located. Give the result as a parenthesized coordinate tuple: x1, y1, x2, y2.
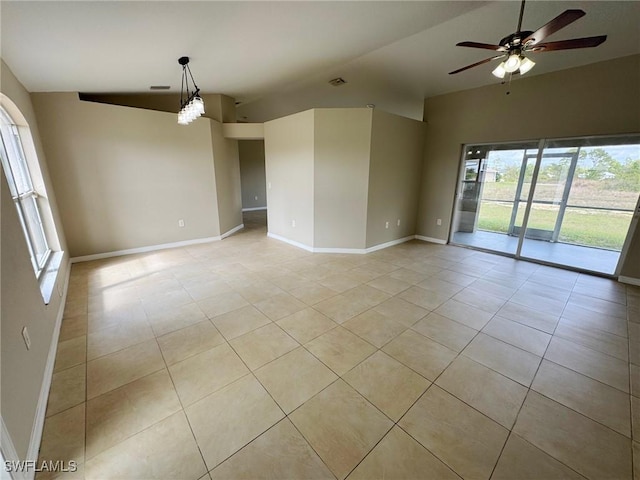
(450, 134, 640, 275)
(451, 143, 539, 255)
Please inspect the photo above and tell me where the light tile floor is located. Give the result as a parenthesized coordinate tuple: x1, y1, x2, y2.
(41, 211, 640, 479)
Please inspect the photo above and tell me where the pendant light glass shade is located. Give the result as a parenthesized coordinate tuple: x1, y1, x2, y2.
(177, 57, 205, 125)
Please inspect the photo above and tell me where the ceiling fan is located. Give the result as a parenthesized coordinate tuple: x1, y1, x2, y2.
(449, 0, 607, 78)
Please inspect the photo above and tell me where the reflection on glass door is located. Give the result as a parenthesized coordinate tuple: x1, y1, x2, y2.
(451, 135, 640, 275)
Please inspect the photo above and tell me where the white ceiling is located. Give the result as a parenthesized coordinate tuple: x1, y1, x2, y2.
(2, 1, 639, 122)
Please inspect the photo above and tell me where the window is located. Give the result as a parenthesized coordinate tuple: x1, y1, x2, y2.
(0, 106, 51, 276)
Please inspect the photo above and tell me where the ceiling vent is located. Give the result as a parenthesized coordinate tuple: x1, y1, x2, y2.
(150, 85, 170, 90)
(328, 77, 347, 86)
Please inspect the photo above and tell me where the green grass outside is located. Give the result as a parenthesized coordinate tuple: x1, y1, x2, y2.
(477, 201, 633, 250)
(481, 181, 638, 210)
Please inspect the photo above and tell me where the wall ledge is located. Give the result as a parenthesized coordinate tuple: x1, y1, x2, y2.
(618, 275, 640, 286)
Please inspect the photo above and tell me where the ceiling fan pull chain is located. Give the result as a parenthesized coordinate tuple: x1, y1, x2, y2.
(505, 72, 514, 95)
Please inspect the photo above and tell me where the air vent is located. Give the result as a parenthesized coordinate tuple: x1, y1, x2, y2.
(329, 77, 347, 86)
(149, 85, 171, 90)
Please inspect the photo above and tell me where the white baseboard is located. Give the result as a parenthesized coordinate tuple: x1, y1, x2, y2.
(267, 233, 314, 252)
(2, 417, 26, 480)
(267, 233, 416, 254)
(221, 224, 244, 239)
(70, 236, 221, 263)
(24, 260, 71, 477)
(312, 246, 367, 254)
(618, 275, 640, 286)
(415, 235, 447, 245)
(242, 207, 267, 212)
(365, 235, 416, 253)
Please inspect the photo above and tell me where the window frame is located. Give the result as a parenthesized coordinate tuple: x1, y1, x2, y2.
(0, 107, 52, 277)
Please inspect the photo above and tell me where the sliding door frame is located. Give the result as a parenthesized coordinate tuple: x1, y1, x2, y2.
(449, 133, 640, 278)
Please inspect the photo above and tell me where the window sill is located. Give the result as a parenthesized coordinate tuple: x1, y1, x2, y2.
(39, 251, 64, 305)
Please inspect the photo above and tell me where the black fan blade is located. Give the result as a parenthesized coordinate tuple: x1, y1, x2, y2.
(449, 55, 504, 75)
(457, 41, 507, 52)
(528, 35, 607, 52)
(522, 9, 585, 46)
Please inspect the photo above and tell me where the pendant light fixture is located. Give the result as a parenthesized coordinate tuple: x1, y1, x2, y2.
(177, 56, 205, 125)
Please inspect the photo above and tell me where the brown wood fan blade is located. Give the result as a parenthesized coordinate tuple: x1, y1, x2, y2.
(449, 55, 504, 75)
(456, 41, 507, 52)
(529, 35, 607, 51)
(522, 9, 585, 46)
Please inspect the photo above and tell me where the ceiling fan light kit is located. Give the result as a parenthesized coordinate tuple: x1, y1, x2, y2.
(450, 0, 606, 80)
(492, 54, 535, 78)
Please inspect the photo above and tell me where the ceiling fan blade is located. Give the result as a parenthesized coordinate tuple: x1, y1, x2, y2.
(456, 41, 507, 52)
(449, 55, 504, 75)
(522, 9, 585, 46)
(529, 35, 607, 52)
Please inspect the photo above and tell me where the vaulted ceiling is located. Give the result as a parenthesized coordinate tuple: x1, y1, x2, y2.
(2, 1, 639, 121)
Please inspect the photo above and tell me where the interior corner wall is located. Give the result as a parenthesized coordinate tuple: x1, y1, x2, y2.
(264, 110, 315, 247)
(1, 61, 68, 461)
(210, 120, 243, 235)
(313, 109, 372, 249)
(366, 110, 425, 248)
(417, 54, 640, 260)
(239, 140, 267, 210)
(31, 93, 221, 257)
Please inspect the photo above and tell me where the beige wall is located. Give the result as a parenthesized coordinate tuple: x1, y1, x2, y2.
(222, 123, 264, 140)
(367, 110, 425, 247)
(1, 62, 68, 460)
(239, 140, 267, 210)
(314, 109, 372, 249)
(31, 93, 222, 257)
(264, 110, 315, 246)
(211, 120, 243, 235)
(263, 107, 425, 251)
(418, 55, 640, 277)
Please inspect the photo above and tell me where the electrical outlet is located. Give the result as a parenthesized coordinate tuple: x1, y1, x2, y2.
(22, 326, 31, 350)
(397, 219, 401, 227)
(436, 218, 442, 226)
(385, 221, 389, 229)
(178, 219, 185, 227)
(254, 195, 258, 201)
(292, 220, 296, 228)
(268, 182, 272, 189)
